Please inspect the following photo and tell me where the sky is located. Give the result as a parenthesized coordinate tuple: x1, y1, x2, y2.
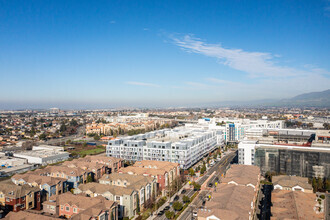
(1, 0, 330, 109)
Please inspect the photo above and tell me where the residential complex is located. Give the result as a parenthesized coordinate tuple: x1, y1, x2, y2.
(197, 164, 261, 220)
(107, 127, 221, 169)
(238, 141, 330, 178)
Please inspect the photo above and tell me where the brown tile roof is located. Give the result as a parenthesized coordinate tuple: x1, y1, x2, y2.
(272, 175, 312, 190)
(78, 182, 135, 196)
(222, 164, 260, 187)
(119, 166, 166, 177)
(133, 160, 179, 171)
(0, 179, 39, 198)
(43, 166, 86, 176)
(100, 173, 155, 191)
(271, 189, 323, 219)
(5, 211, 60, 220)
(199, 184, 255, 220)
(12, 174, 65, 186)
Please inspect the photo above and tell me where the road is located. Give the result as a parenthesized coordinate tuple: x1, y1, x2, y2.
(153, 151, 236, 220)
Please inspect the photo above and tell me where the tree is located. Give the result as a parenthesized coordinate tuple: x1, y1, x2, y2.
(70, 119, 78, 127)
(182, 195, 190, 203)
(192, 182, 201, 191)
(39, 133, 47, 140)
(189, 168, 195, 177)
(22, 141, 34, 150)
(200, 165, 206, 175)
(323, 123, 330, 130)
(312, 177, 317, 192)
(94, 135, 100, 141)
(87, 174, 93, 183)
(172, 201, 183, 211)
(60, 123, 67, 132)
(165, 211, 175, 219)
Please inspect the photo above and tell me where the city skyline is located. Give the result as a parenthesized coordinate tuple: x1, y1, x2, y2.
(1, 0, 330, 109)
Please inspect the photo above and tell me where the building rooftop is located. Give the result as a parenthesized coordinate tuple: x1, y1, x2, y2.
(198, 184, 256, 220)
(272, 175, 312, 190)
(14, 149, 69, 158)
(271, 189, 323, 219)
(222, 164, 260, 187)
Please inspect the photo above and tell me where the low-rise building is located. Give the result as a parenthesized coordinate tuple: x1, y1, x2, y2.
(34, 166, 87, 189)
(76, 182, 137, 218)
(43, 192, 118, 219)
(11, 173, 68, 200)
(99, 173, 157, 207)
(0, 179, 41, 212)
(271, 189, 323, 219)
(197, 165, 261, 220)
(13, 149, 69, 165)
(272, 175, 313, 193)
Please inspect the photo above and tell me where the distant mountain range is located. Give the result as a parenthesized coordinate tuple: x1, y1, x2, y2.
(213, 89, 330, 107)
(279, 89, 330, 107)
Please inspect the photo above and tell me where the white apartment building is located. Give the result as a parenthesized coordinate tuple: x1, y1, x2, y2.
(197, 117, 283, 144)
(238, 141, 257, 165)
(107, 127, 221, 169)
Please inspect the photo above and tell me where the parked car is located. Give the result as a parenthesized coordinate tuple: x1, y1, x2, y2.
(181, 189, 186, 194)
(164, 206, 170, 211)
(158, 211, 164, 216)
(208, 183, 213, 187)
(174, 195, 180, 201)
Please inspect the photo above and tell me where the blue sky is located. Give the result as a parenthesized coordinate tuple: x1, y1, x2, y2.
(1, 0, 330, 109)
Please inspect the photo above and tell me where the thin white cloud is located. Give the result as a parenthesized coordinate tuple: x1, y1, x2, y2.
(143, 28, 149, 31)
(126, 81, 160, 87)
(206, 77, 244, 86)
(172, 35, 329, 78)
(110, 20, 116, 24)
(185, 81, 212, 89)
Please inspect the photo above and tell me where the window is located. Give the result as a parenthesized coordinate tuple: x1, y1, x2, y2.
(61, 205, 64, 210)
(73, 208, 78, 213)
(21, 203, 25, 208)
(66, 206, 70, 211)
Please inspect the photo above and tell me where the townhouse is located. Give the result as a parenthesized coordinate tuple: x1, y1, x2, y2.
(272, 175, 313, 193)
(197, 165, 261, 220)
(11, 173, 68, 201)
(119, 160, 180, 194)
(61, 160, 105, 181)
(43, 192, 118, 219)
(99, 173, 157, 209)
(76, 182, 137, 218)
(35, 166, 87, 189)
(0, 179, 41, 212)
(81, 155, 123, 173)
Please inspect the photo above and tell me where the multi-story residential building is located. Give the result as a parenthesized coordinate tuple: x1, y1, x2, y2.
(76, 182, 137, 218)
(119, 160, 180, 194)
(197, 165, 261, 220)
(238, 142, 330, 178)
(11, 173, 68, 201)
(81, 155, 123, 173)
(34, 166, 87, 189)
(107, 128, 220, 169)
(0, 179, 41, 212)
(61, 160, 106, 181)
(43, 192, 118, 219)
(272, 175, 313, 193)
(99, 173, 157, 207)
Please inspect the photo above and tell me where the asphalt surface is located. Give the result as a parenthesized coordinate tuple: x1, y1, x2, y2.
(153, 151, 236, 220)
